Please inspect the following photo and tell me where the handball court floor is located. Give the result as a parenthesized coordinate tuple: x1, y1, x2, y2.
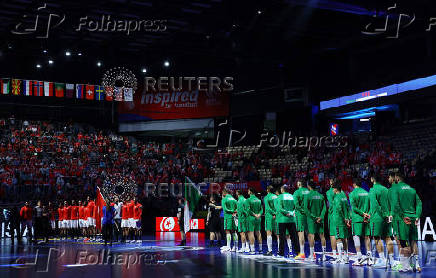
(0, 232, 435, 278)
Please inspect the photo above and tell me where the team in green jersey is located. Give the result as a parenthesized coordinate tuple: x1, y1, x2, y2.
(217, 172, 422, 272)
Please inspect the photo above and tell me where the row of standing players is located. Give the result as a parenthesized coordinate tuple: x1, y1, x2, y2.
(210, 172, 422, 273)
(10, 196, 143, 246)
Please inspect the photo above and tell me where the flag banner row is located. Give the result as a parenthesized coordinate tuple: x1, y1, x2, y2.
(0, 78, 134, 102)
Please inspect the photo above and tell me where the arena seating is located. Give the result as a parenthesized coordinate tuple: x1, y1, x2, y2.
(2, 116, 435, 204)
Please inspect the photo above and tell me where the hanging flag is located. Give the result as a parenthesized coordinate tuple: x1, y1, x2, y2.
(184, 176, 202, 233)
(55, 83, 65, 97)
(12, 79, 21, 95)
(85, 84, 94, 100)
(124, 87, 133, 101)
(44, 81, 54, 97)
(23, 80, 33, 96)
(33, 81, 44, 96)
(105, 86, 113, 101)
(76, 84, 85, 99)
(1, 78, 10, 94)
(66, 83, 74, 98)
(95, 85, 105, 101)
(114, 87, 123, 101)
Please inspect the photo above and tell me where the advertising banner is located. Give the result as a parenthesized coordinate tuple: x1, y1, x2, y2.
(155, 217, 205, 232)
(119, 90, 229, 121)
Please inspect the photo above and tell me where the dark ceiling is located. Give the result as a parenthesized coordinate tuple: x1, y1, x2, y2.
(1, 0, 436, 103)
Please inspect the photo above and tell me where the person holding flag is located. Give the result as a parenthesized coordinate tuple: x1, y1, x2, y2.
(182, 176, 202, 246)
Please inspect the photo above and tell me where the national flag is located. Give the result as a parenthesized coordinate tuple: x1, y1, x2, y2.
(12, 79, 21, 95)
(33, 81, 44, 96)
(105, 86, 113, 101)
(184, 176, 202, 233)
(85, 85, 94, 100)
(95, 85, 105, 101)
(44, 81, 54, 97)
(114, 87, 123, 101)
(76, 84, 85, 99)
(124, 87, 133, 101)
(1, 78, 10, 94)
(66, 84, 74, 98)
(23, 80, 33, 96)
(55, 83, 65, 97)
(95, 187, 107, 232)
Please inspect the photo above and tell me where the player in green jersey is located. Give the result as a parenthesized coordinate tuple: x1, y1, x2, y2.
(368, 174, 395, 269)
(246, 188, 263, 254)
(326, 178, 338, 259)
(276, 185, 299, 258)
(221, 188, 238, 252)
(387, 172, 402, 270)
(349, 177, 371, 266)
(293, 180, 310, 259)
(332, 183, 351, 264)
(274, 187, 292, 256)
(236, 189, 249, 253)
(304, 181, 327, 261)
(392, 173, 422, 273)
(264, 186, 278, 256)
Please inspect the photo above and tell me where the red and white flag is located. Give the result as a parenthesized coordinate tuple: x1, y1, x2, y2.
(85, 85, 94, 100)
(23, 80, 33, 96)
(44, 81, 54, 97)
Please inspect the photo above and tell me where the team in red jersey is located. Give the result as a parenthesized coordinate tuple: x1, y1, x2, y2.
(16, 195, 143, 244)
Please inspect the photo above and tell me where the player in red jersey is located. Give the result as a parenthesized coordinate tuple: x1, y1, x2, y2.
(87, 196, 96, 240)
(71, 200, 79, 239)
(127, 197, 135, 242)
(48, 201, 56, 238)
(64, 201, 72, 239)
(78, 200, 87, 238)
(121, 199, 129, 242)
(133, 198, 143, 243)
(58, 203, 65, 239)
(83, 204, 90, 240)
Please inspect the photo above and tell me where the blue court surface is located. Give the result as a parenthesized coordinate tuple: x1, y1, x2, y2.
(0, 233, 435, 278)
